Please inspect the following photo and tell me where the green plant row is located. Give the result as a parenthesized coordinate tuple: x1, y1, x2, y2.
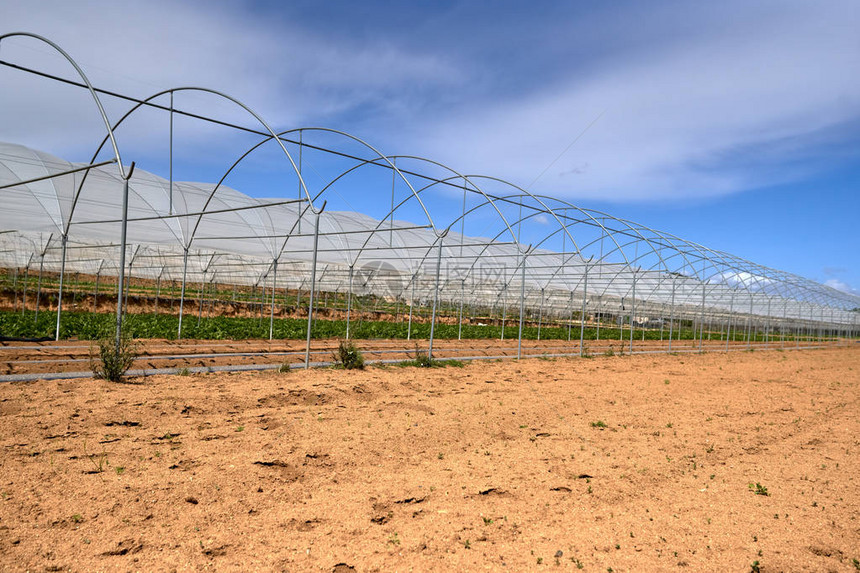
(0, 309, 824, 342)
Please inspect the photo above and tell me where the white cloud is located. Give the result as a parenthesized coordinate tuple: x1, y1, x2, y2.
(1, 0, 858, 205)
(0, 1, 461, 160)
(410, 1, 860, 201)
(824, 278, 859, 296)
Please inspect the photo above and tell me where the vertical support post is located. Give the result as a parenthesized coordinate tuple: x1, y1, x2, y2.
(155, 266, 163, 314)
(197, 266, 206, 327)
(21, 257, 31, 315)
(629, 272, 636, 354)
(115, 168, 133, 350)
(537, 288, 545, 341)
(268, 259, 278, 340)
(407, 274, 415, 341)
(668, 279, 676, 352)
(304, 210, 321, 369)
(12, 267, 19, 311)
(517, 250, 528, 360)
(177, 248, 189, 339)
(54, 234, 68, 340)
(501, 266, 507, 341)
(34, 250, 45, 321)
(457, 279, 465, 341)
(346, 265, 354, 339)
(660, 303, 665, 341)
(568, 291, 574, 342)
(579, 261, 589, 357)
(428, 238, 443, 360)
(725, 290, 735, 352)
(169, 91, 174, 216)
(93, 262, 102, 311)
(698, 275, 706, 352)
(764, 298, 771, 348)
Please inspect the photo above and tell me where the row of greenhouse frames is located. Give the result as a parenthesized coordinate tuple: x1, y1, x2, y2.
(1, 32, 858, 368)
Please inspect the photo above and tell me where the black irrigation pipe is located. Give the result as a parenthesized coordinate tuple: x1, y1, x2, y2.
(0, 343, 833, 383)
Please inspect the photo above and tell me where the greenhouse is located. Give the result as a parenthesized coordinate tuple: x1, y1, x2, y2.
(0, 32, 857, 370)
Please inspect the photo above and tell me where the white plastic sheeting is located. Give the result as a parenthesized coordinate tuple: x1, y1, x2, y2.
(1, 141, 858, 329)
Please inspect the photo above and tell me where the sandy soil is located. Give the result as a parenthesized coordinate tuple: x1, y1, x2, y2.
(0, 347, 858, 572)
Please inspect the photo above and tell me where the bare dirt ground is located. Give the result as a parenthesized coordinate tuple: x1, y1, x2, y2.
(0, 346, 858, 572)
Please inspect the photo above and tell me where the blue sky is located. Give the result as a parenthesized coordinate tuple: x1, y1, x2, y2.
(2, 0, 858, 293)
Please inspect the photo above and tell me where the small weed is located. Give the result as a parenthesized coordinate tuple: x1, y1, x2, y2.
(177, 367, 191, 376)
(464, 539, 471, 549)
(235, 426, 244, 432)
(664, 379, 670, 385)
(332, 340, 365, 370)
(387, 532, 400, 546)
(71, 513, 83, 523)
(750, 560, 761, 573)
(90, 335, 138, 382)
(536, 557, 543, 564)
(749, 483, 769, 496)
(83, 441, 108, 474)
(437, 452, 444, 460)
(852, 557, 859, 570)
(114, 466, 125, 475)
(572, 557, 584, 569)
(278, 363, 291, 373)
(666, 422, 673, 428)
(591, 420, 607, 428)
(482, 516, 493, 525)
(603, 347, 615, 357)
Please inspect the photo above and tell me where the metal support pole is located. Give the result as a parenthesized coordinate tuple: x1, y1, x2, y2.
(725, 290, 735, 352)
(517, 250, 528, 360)
(428, 238, 443, 360)
(304, 211, 322, 369)
(34, 252, 45, 321)
(568, 292, 574, 342)
(579, 261, 589, 357)
(346, 265, 354, 339)
(764, 298, 771, 348)
(12, 267, 18, 311)
(169, 91, 174, 216)
(629, 273, 636, 354)
(537, 288, 545, 341)
(668, 279, 676, 352)
(21, 257, 31, 315)
(698, 277, 706, 352)
(501, 266, 507, 341)
(177, 248, 189, 339)
(197, 269, 206, 327)
(268, 259, 278, 340)
(115, 167, 134, 350)
(407, 274, 415, 341)
(458, 279, 465, 341)
(54, 234, 68, 340)
(155, 266, 163, 314)
(93, 262, 103, 312)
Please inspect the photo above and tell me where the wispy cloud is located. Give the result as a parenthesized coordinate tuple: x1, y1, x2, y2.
(1, 0, 858, 205)
(824, 278, 859, 296)
(412, 1, 860, 201)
